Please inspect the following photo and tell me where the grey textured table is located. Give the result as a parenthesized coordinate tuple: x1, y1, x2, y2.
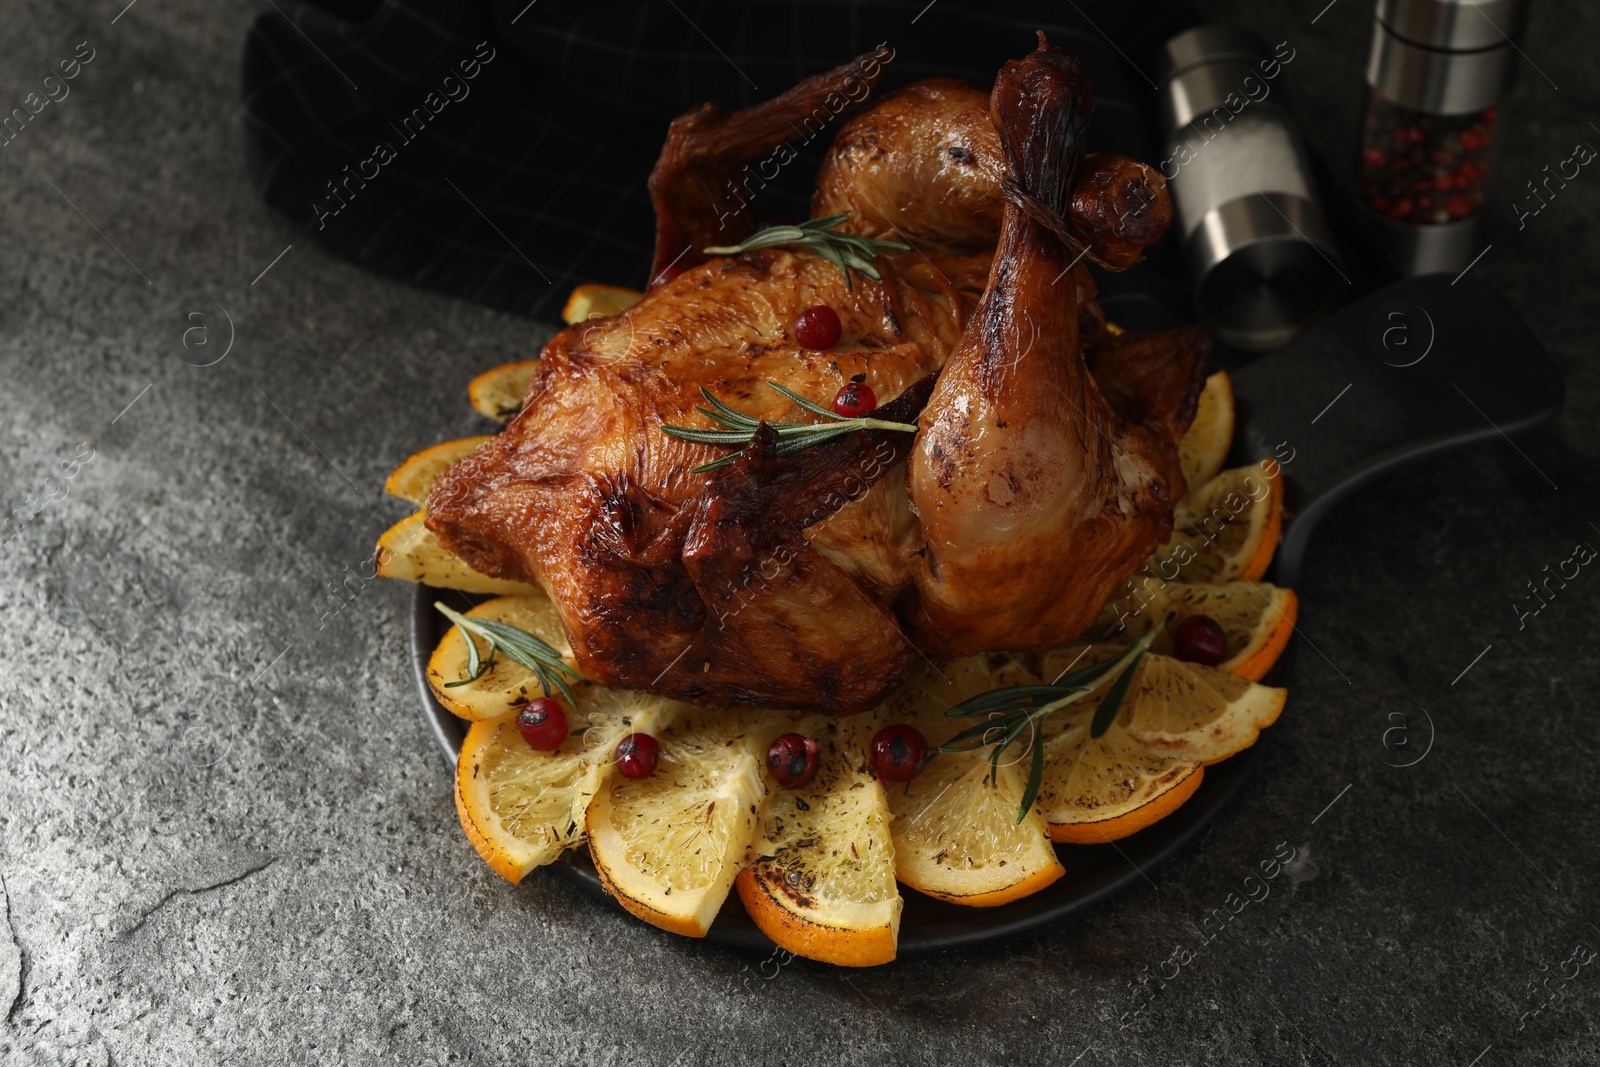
(3, 2, 1599, 1065)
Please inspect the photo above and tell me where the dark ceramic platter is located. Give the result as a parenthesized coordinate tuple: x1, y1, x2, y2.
(410, 275, 1561, 957)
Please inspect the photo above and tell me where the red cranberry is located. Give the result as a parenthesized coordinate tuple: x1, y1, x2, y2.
(652, 264, 685, 288)
(870, 724, 927, 783)
(767, 733, 820, 790)
(615, 733, 660, 779)
(515, 697, 569, 751)
(832, 380, 877, 418)
(1172, 615, 1228, 667)
(793, 305, 841, 349)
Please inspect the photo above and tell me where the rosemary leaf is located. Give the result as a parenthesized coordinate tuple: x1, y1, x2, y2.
(1019, 714, 1048, 823)
(700, 215, 908, 289)
(1087, 625, 1164, 739)
(945, 685, 1077, 720)
(435, 602, 581, 707)
(938, 618, 1172, 819)
(660, 426, 761, 446)
(446, 615, 485, 688)
(767, 381, 850, 421)
(663, 382, 917, 474)
(698, 388, 762, 429)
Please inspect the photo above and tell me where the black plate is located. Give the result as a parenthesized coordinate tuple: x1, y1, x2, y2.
(408, 275, 1561, 957)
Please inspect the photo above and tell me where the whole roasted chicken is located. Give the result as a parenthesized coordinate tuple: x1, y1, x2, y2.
(427, 36, 1210, 713)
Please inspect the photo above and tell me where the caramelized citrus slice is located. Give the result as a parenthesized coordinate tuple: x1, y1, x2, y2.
(427, 594, 575, 721)
(561, 283, 644, 325)
(385, 435, 493, 506)
(455, 716, 588, 883)
(738, 716, 901, 966)
(873, 659, 1065, 907)
(1045, 763, 1204, 844)
(1027, 644, 1283, 836)
(1178, 370, 1234, 492)
(454, 690, 670, 883)
(1089, 580, 1298, 681)
(1037, 647, 1287, 766)
(1034, 691, 1204, 844)
(587, 707, 783, 937)
(1123, 653, 1284, 764)
(469, 360, 540, 422)
(1149, 461, 1283, 584)
(374, 512, 539, 596)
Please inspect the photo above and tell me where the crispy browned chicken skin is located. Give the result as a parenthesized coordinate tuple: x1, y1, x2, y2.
(427, 36, 1209, 713)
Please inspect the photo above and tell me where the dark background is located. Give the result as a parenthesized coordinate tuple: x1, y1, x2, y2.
(1, 1, 1597, 1064)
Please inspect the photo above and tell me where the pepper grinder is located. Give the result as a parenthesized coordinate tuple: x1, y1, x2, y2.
(1356, 0, 1528, 274)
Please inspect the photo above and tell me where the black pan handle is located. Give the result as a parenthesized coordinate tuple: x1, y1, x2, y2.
(1228, 274, 1564, 586)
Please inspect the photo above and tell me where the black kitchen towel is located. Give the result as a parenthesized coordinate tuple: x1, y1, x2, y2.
(241, 0, 1195, 321)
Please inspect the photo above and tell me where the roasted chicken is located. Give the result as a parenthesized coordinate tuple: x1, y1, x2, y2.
(426, 35, 1210, 713)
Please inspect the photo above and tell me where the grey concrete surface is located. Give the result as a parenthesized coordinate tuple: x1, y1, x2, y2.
(2, 1, 1599, 1065)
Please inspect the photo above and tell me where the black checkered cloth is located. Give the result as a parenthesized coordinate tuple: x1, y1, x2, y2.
(241, 0, 1196, 322)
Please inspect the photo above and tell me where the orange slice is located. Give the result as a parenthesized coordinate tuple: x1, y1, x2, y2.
(1065, 648, 1287, 765)
(427, 593, 576, 721)
(1179, 370, 1234, 491)
(385, 435, 493, 506)
(454, 689, 668, 883)
(374, 512, 540, 596)
(1149, 461, 1283, 584)
(873, 659, 1065, 907)
(1089, 580, 1298, 681)
(738, 716, 901, 966)
(587, 706, 784, 937)
(1045, 762, 1204, 845)
(1027, 644, 1283, 835)
(469, 360, 540, 422)
(561, 283, 644, 325)
(454, 716, 588, 883)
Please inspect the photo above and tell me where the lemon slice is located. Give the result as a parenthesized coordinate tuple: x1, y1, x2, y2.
(1089, 580, 1298, 681)
(469, 360, 540, 422)
(587, 707, 784, 937)
(1178, 371, 1234, 491)
(738, 716, 902, 966)
(384, 435, 493, 506)
(374, 513, 540, 596)
(1149, 461, 1283, 584)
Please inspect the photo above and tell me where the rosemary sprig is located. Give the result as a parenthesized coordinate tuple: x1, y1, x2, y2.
(940, 620, 1168, 823)
(435, 602, 581, 708)
(661, 380, 917, 473)
(702, 214, 909, 289)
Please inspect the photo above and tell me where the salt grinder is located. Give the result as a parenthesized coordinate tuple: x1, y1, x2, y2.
(1357, 0, 1528, 274)
(1158, 26, 1344, 352)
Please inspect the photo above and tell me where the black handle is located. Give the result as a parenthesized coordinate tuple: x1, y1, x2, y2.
(1228, 273, 1564, 586)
